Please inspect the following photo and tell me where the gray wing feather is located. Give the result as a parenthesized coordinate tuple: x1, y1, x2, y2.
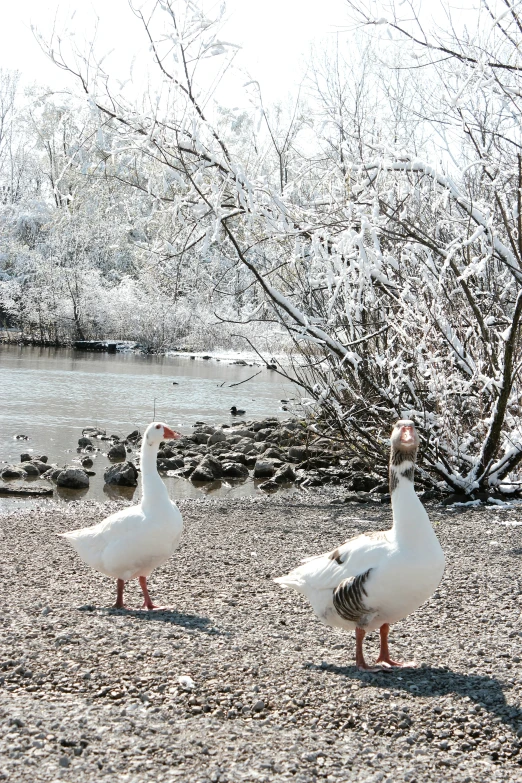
(332, 568, 373, 624)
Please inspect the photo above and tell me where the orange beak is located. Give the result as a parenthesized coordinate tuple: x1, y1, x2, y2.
(163, 426, 181, 440)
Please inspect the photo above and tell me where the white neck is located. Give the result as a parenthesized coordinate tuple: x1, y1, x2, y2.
(140, 437, 170, 509)
(390, 459, 433, 545)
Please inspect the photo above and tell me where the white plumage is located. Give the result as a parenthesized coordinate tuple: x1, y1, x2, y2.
(275, 420, 445, 669)
(61, 421, 183, 609)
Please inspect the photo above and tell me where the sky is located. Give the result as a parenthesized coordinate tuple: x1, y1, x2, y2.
(0, 0, 350, 104)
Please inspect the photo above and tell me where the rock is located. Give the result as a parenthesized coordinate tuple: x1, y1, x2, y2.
(209, 443, 230, 457)
(0, 485, 53, 496)
(341, 491, 379, 503)
(83, 426, 106, 437)
(191, 455, 223, 482)
(259, 479, 279, 491)
(219, 451, 248, 465)
(81, 456, 94, 468)
(44, 468, 63, 481)
(207, 443, 231, 462)
(231, 429, 255, 440)
(104, 462, 139, 486)
(296, 473, 326, 487)
(78, 437, 93, 447)
(288, 445, 320, 461)
(191, 431, 211, 445)
(1, 465, 26, 479)
(32, 460, 51, 474)
(157, 457, 185, 471)
(371, 482, 389, 494)
(20, 453, 49, 462)
(158, 446, 175, 458)
(263, 446, 285, 459)
(178, 675, 196, 690)
(207, 430, 227, 445)
(19, 462, 40, 477)
(56, 468, 90, 489)
(194, 421, 216, 435)
(238, 440, 259, 454)
(345, 471, 383, 492)
(297, 456, 336, 470)
(253, 459, 277, 479)
(126, 430, 141, 443)
(107, 442, 127, 461)
(273, 463, 297, 483)
(221, 462, 249, 478)
(255, 428, 275, 442)
(252, 419, 279, 432)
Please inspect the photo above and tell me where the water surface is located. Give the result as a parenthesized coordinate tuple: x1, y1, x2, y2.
(0, 345, 297, 509)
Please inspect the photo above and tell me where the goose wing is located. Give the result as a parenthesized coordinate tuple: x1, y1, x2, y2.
(60, 505, 146, 573)
(275, 530, 391, 592)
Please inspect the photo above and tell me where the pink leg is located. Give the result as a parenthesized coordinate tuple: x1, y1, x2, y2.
(355, 627, 382, 671)
(375, 623, 416, 668)
(139, 576, 161, 610)
(114, 578, 128, 609)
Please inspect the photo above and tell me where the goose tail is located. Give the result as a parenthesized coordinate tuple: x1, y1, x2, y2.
(274, 573, 304, 592)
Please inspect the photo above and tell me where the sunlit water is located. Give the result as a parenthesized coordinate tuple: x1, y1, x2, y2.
(0, 345, 299, 510)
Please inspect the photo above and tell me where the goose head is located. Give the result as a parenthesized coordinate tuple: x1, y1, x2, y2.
(390, 419, 419, 460)
(144, 421, 181, 448)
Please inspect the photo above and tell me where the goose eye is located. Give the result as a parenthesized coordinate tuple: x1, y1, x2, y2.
(155, 424, 161, 429)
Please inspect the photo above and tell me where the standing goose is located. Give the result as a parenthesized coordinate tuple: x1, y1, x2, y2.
(61, 422, 183, 610)
(274, 420, 445, 669)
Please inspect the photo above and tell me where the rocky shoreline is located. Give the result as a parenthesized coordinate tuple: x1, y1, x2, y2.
(1, 494, 522, 782)
(0, 417, 394, 502)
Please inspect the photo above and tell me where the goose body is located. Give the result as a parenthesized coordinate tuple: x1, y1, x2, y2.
(275, 420, 445, 668)
(61, 422, 183, 608)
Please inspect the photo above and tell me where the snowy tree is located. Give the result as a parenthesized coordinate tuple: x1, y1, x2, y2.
(7, 0, 520, 496)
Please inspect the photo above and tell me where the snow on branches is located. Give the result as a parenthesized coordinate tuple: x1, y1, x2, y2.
(2, 0, 522, 495)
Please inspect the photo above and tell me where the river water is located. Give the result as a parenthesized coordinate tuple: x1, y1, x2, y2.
(0, 345, 298, 508)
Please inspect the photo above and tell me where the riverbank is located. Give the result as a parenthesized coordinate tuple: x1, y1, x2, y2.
(1, 494, 522, 782)
(0, 331, 286, 366)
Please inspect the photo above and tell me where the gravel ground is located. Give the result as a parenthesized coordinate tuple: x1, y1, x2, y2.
(1, 494, 522, 782)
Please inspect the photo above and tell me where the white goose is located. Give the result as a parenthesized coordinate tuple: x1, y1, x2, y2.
(61, 422, 183, 610)
(274, 420, 445, 669)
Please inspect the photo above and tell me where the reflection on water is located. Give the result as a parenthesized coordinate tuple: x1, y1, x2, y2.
(103, 483, 138, 503)
(0, 345, 298, 508)
(55, 485, 90, 502)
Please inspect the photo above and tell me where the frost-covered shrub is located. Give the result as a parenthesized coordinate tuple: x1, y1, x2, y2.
(2, 0, 522, 494)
